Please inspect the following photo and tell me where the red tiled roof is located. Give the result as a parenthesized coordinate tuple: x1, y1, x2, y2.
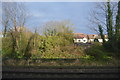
(74, 33, 108, 39)
(74, 33, 87, 39)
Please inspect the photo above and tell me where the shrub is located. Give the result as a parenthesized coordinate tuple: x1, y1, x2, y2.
(80, 55, 94, 60)
(38, 35, 84, 59)
(40, 45, 84, 59)
(2, 37, 13, 58)
(85, 43, 111, 60)
(103, 41, 120, 58)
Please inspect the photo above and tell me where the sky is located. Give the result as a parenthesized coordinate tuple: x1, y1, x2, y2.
(0, 2, 96, 34)
(0, 2, 2, 33)
(24, 2, 96, 34)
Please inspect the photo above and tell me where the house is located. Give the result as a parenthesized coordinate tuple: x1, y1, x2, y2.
(95, 36, 103, 42)
(87, 34, 97, 43)
(94, 35, 109, 42)
(73, 33, 88, 43)
(73, 33, 108, 43)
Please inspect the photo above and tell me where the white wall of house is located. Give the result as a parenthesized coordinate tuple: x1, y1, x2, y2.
(82, 38, 88, 43)
(74, 39, 82, 43)
(89, 39, 94, 42)
(105, 39, 109, 41)
(78, 39, 83, 42)
(73, 39, 78, 43)
(74, 38, 88, 43)
(98, 39, 103, 43)
(98, 39, 109, 43)
(74, 38, 109, 43)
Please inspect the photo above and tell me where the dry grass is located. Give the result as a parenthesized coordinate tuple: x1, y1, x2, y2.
(2, 58, 120, 67)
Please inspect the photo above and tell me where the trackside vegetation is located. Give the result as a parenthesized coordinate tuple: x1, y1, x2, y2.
(2, 2, 120, 66)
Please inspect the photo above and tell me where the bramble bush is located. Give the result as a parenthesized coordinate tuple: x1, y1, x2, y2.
(38, 34, 84, 59)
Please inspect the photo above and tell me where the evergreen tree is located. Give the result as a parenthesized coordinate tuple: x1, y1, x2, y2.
(107, 2, 113, 42)
(98, 25, 105, 43)
(115, 1, 120, 55)
(115, 1, 120, 41)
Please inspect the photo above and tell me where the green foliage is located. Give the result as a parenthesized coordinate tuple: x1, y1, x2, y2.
(38, 35, 84, 59)
(40, 46, 84, 59)
(2, 37, 13, 58)
(103, 41, 113, 51)
(2, 21, 77, 59)
(80, 55, 94, 60)
(37, 21, 78, 59)
(113, 1, 120, 57)
(115, 1, 120, 41)
(85, 43, 112, 60)
(24, 35, 33, 59)
(2, 27, 34, 59)
(98, 25, 105, 43)
(107, 2, 113, 41)
(103, 1, 120, 57)
(96, 2, 120, 57)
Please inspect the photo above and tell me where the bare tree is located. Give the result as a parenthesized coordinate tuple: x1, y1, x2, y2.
(2, 2, 10, 37)
(88, 1, 120, 54)
(42, 20, 74, 37)
(88, 2, 117, 34)
(2, 2, 28, 33)
(2, 2, 29, 58)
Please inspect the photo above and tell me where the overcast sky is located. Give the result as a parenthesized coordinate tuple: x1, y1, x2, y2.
(24, 2, 96, 34)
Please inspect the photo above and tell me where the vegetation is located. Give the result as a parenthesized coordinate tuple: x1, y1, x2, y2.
(89, 1, 120, 58)
(98, 25, 105, 43)
(85, 42, 113, 60)
(103, 1, 120, 57)
(2, 2, 120, 67)
(3, 58, 120, 66)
